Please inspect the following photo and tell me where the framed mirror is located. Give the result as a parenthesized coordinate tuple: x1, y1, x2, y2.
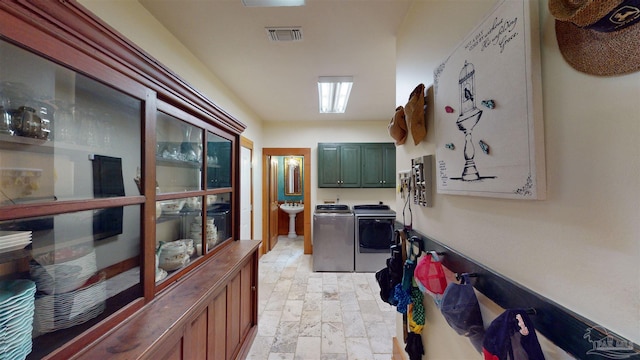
(285, 156, 302, 196)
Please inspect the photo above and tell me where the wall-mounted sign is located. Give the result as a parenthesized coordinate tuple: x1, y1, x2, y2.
(434, 0, 545, 200)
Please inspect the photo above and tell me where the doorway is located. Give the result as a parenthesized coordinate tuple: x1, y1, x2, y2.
(240, 137, 253, 240)
(262, 148, 311, 255)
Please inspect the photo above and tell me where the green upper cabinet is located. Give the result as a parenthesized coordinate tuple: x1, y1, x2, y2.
(361, 143, 396, 188)
(318, 143, 361, 187)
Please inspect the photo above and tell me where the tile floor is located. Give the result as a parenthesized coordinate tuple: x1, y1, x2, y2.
(246, 236, 396, 360)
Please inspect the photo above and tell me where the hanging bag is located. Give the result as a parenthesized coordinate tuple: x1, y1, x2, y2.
(375, 230, 404, 305)
(414, 251, 448, 307)
(402, 237, 423, 291)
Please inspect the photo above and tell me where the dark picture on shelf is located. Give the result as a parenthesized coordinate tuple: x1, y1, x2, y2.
(91, 155, 125, 240)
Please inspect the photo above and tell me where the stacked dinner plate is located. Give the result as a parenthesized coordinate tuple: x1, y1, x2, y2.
(30, 246, 97, 295)
(0, 231, 32, 254)
(0, 279, 36, 360)
(33, 271, 106, 336)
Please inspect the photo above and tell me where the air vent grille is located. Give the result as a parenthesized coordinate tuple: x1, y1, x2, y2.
(266, 27, 303, 42)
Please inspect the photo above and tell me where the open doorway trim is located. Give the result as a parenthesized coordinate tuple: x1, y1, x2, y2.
(262, 148, 312, 255)
(240, 136, 254, 239)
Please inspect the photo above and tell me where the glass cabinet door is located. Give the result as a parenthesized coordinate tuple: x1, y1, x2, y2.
(155, 109, 205, 284)
(0, 39, 144, 359)
(205, 191, 232, 252)
(206, 131, 231, 189)
(0, 40, 142, 204)
(156, 112, 203, 193)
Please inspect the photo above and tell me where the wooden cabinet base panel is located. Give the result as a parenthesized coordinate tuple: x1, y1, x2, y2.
(70, 240, 260, 360)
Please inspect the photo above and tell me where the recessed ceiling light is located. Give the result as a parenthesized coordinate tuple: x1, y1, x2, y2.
(242, 0, 305, 7)
(318, 76, 353, 114)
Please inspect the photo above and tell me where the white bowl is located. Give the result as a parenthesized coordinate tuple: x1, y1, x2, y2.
(160, 199, 185, 214)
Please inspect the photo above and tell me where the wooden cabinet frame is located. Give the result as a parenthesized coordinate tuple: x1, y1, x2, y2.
(0, 1, 255, 359)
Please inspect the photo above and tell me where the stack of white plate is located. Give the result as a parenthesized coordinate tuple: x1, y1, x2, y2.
(33, 271, 106, 336)
(0, 231, 32, 254)
(0, 279, 36, 360)
(30, 249, 97, 295)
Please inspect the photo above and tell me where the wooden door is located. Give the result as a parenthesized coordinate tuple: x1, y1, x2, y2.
(239, 261, 253, 337)
(268, 156, 279, 251)
(183, 310, 207, 360)
(226, 272, 242, 360)
(208, 288, 227, 360)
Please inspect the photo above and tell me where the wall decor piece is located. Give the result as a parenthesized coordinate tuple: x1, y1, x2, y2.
(434, 0, 545, 200)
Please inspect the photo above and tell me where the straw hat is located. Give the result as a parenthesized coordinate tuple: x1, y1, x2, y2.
(549, 0, 640, 76)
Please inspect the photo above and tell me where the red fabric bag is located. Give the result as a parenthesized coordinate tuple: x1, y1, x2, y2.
(414, 251, 448, 306)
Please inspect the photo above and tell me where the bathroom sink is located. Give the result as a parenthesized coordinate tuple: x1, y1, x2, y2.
(280, 204, 304, 238)
(280, 203, 304, 214)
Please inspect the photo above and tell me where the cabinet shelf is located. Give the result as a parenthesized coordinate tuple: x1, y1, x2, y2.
(0, 247, 30, 264)
(156, 157, 201, 169)
(0, 133, 50, 151)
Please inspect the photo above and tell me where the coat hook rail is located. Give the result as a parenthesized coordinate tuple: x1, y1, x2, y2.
(399, 223, 640, 359)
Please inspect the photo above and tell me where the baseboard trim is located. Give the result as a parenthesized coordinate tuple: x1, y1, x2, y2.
(392, 337, 407, 360)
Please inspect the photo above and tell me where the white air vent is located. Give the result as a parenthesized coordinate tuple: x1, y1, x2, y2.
(266, 27, 303, 42)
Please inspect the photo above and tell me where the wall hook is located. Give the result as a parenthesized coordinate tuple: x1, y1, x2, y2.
(455, 272, 478, 282)
(526, 308, 537, 315)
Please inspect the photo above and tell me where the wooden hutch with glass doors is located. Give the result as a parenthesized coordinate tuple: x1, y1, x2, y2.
(0, 1, 258, 359)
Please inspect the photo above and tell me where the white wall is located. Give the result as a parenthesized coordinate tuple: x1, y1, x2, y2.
(395, 0, 640, 359)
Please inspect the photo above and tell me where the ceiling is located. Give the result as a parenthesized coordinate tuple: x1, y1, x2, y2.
(138, 0, 412, 123)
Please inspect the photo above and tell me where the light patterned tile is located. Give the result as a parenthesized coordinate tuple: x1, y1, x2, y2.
(267, 289, 289, 308)
(271, 321, 300, 353)
(304, 291, 322, 311)
(246, 336, 274, 360)
(251, 238, 396, 360)
(339, 292, 360, 312)
(288, 283, 308, 300)
(281, 299, 304, 322)
(373, 354, 392, 360)
(268, 353, 294, 360)
(354, 283, 375, 301)
(321, 322, 346, 354)
(323, 283, 339, 300)
(307, 277, 323, 293)
(321, 300, 342, 323)
(300, 310, 322, 337)
(359, 300, 386, 324)
(295, 337, 321, 360)
(259, 310, 283, 337)
(321, 354, 348, 360)
(345, 337, 374, 360)
(274, 278, 293, 293)
(322, 272, 338, 284)
(342, 311, 366, 338)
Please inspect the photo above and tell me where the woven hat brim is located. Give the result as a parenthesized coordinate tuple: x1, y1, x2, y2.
(555, 19, 640, 76)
